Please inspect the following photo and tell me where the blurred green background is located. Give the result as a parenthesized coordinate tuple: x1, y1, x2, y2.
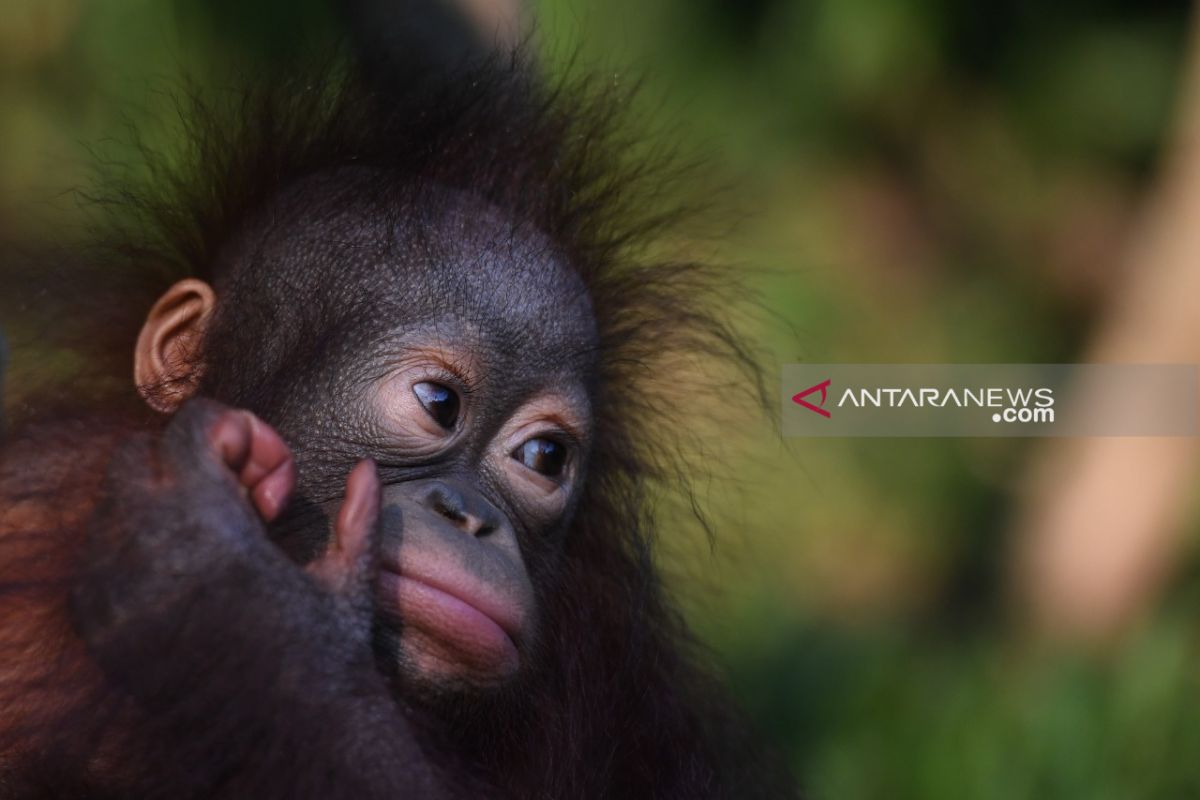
(3, 1, 1200, 797)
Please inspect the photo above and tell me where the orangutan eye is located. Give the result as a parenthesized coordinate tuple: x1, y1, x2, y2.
(512, 437, 568, 477)
(412, 382, 460, 430)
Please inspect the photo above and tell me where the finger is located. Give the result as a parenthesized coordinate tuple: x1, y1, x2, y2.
(333, 459, 380, 563)
(249, 455, 296, 522)
(207, 411, 252, 474)
(240, 414, 295, 522)
(207, 410, 295, 522)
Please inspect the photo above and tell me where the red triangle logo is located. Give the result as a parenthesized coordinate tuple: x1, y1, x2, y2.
(792, 379, 832, 418)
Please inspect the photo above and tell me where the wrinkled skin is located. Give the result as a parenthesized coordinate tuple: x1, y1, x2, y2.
(199, 183, 600, 697)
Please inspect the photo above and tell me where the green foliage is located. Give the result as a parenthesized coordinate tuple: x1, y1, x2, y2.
(718, 613, 1200, 800)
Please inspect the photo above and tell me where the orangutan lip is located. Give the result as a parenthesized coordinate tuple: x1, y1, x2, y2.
(377, 562, 524, 646)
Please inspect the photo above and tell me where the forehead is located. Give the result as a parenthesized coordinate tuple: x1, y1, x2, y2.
(404, 196, 596, 366)
(238, 175, 598, 383)
(361, 184, 596, 380)
(383, 196, 598, 415)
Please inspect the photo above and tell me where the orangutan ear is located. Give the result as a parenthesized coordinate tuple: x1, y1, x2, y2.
(134, 279, 216, 413)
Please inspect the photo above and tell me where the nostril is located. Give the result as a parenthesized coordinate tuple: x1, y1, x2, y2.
(422, 483, 502, 537)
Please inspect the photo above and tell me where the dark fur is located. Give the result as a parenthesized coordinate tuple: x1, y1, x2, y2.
(0, 329, 6, 436)
(0, 54, 793, 799)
